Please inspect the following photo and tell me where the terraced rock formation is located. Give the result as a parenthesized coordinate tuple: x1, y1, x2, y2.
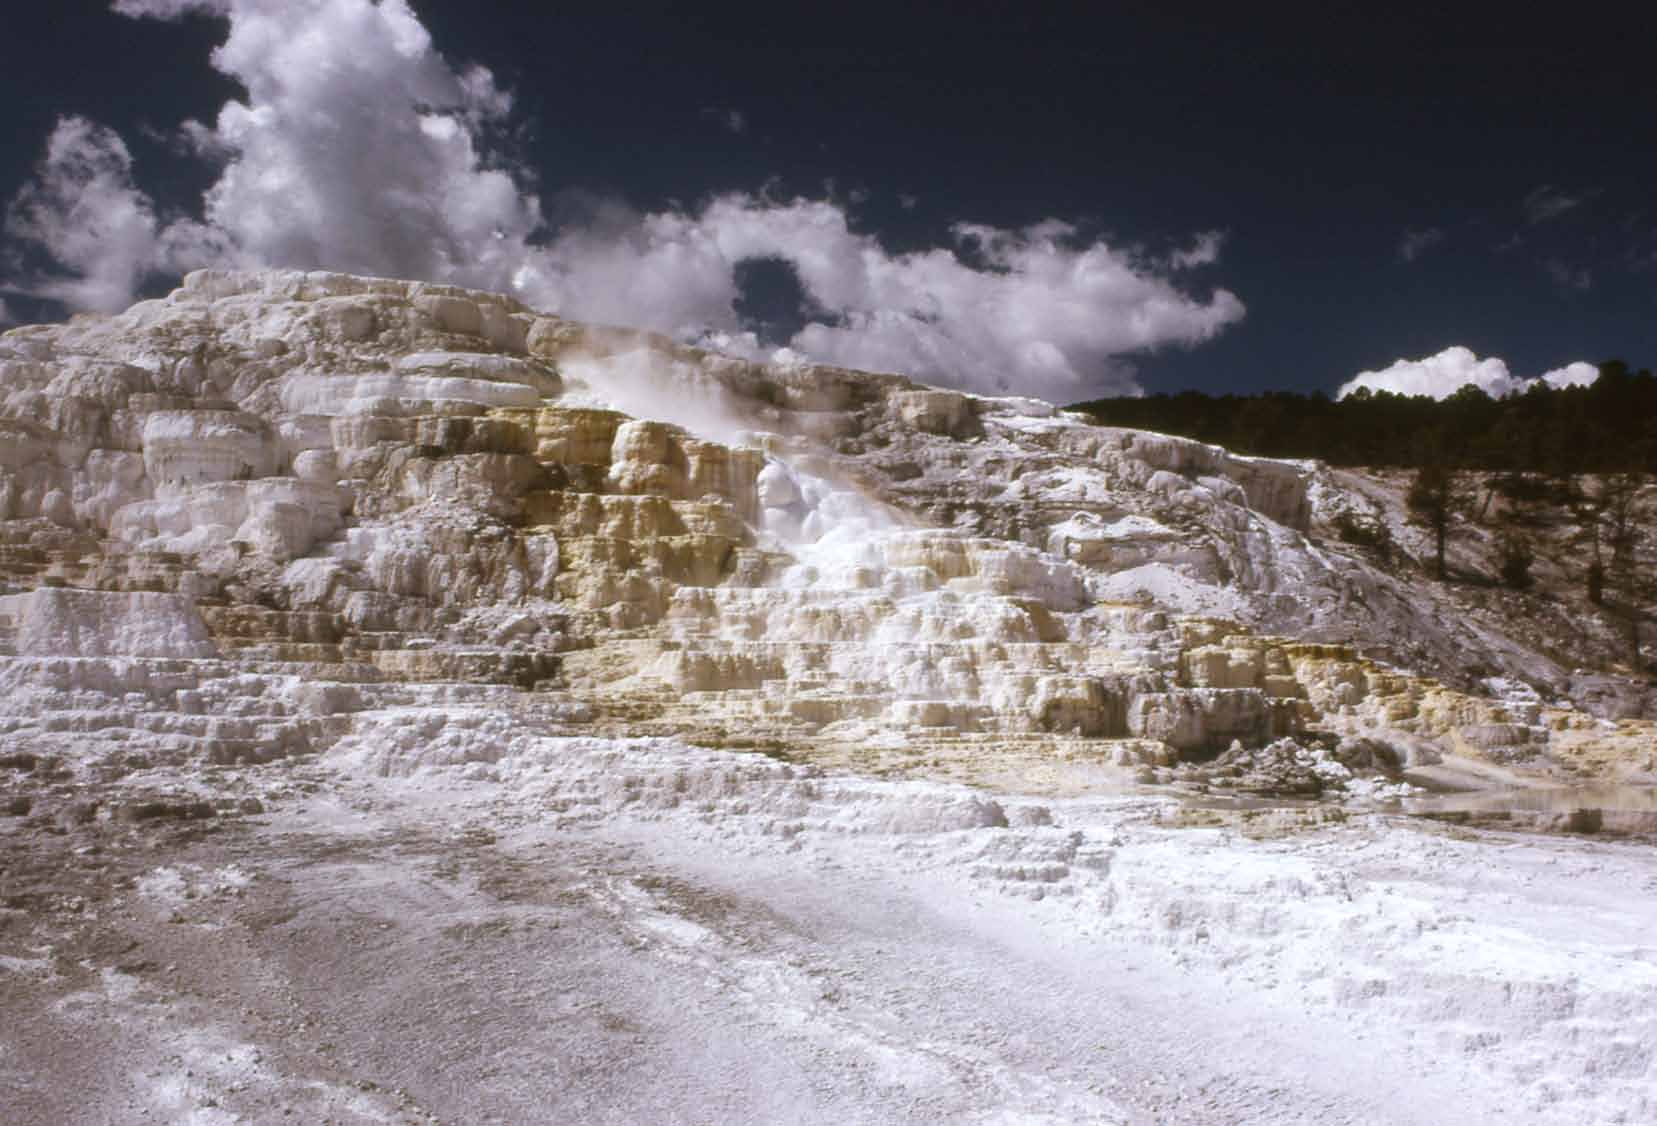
(0, 268, 1651, 800)
(5, 270, 1657, 1126)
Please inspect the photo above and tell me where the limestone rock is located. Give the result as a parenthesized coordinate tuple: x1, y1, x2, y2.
(0, 588, 218, 658)
(0, 267, 1650, 791)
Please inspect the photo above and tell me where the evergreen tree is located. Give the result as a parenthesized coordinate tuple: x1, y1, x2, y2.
(1406, 460, 1466, 580)
(1567, 477, 1611, 603)
(1497, 532, 1535, 590)
(1071, 360, 1657, 475)
(1602, 472, 1650, 668)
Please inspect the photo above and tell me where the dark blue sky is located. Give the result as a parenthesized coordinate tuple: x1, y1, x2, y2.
(3, 1, 1655, 396)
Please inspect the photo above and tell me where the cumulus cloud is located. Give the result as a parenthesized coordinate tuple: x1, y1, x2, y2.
(147, 0, 532, 287)
(9, 0, 538, 306)
(1336, 346, 1599, 401)
(527, 204, 1243, 397)
(2, 116, 221, 312)
(1, 0, 1245, 400)
(1538, 360, 1599, 389)
(1397, 227, 1444, 263)
(1338, 347, 1521, 400)
(784, 220, 1241, 397)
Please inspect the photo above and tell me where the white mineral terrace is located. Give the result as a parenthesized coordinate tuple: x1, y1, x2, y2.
(0, 270, 1653, 1123)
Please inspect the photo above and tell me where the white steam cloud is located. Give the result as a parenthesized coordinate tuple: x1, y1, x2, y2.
(1336, 346, 1600, 401)
(3, 0, 1244, 400)
(2, 116, 220, 313)
(533, 205, 1243, 397)
(103, 0, 535, 293)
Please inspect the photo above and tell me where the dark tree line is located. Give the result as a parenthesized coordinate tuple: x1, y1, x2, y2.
(1074, 361, 1656, 669)
(1071, 361, 1657, 474)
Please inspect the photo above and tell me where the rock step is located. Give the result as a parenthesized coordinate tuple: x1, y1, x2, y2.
(5, 736, 325, 767)
(202, 605, 345, 643)
(343, 632, 416, 653)
(219, 642, 349, 664)
(368, 648, 559, 688)
(701, 692, 892, 726)
(12, 710, 349, 739)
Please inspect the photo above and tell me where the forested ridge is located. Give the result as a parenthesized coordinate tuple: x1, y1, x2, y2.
(1073, 361, 1657, 663)
(1071, 361, 1657, 472)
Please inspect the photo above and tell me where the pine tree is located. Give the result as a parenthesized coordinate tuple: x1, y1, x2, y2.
(1567, 478, 1609, 604)
(1497, 532, 1535, 590)
(1602, 472, 1650, 668)
(1406, 462, 1466, 580)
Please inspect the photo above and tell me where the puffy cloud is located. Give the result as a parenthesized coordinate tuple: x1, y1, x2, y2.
(1397, 227, 1444, 263)
(1166, 230, 1225, 270)
(11, 0, 538, 305)
(1, 116, 220, 312)
(1338, 347, 1522, 400)
(531, 202, 1243, 398)
(159, 0, 535, 288)
(786, 219, 1240, 398)
(2, 0, 1245, 401)
(1539, 360, 1599, 389)
(1336, 346, 1599, 401)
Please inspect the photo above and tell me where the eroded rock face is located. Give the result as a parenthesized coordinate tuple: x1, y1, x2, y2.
(1, 588, 218, 659)
(0, 268, 1651, 790)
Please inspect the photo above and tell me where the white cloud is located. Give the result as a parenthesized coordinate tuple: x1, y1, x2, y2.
(110, 0, 229, 16)
(1339, 347, 1522, 400)
(2, 0, 1246, 401)
(10, 0, 539, 305)
(1166, 230, 1225, 270)
(526, 199, 1244, 399)
(1539, 360, 1599, 389)
(1337, 346, 1599, 401)
(173, 0, 535, 287)
(1397, 227, 1444, 263)
(783, 218, 1241, 398)
(2, 116, 221, 312)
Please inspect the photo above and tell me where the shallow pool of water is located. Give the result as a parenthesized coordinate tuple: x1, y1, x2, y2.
(1403, 785, 1657, 836)
(1404, 785, 1657, 815)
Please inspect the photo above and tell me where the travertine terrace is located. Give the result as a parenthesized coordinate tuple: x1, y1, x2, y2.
(2, 271, 1655, 1124)
(0, 268, 1650, 789)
